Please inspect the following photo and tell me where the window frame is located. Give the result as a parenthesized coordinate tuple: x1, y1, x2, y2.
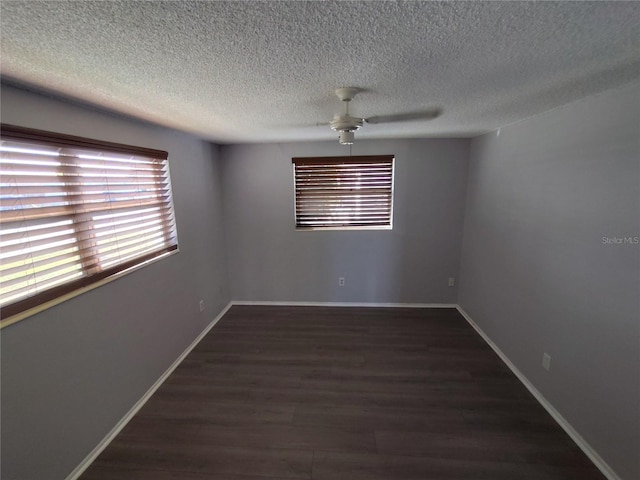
(292, 155, 395, 231)
(0, 124, 179, 326)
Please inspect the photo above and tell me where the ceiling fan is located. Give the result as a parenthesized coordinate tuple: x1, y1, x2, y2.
(328, 87, 441, 145)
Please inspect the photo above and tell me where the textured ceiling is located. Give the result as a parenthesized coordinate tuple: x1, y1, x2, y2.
(1, 1, 639, 144)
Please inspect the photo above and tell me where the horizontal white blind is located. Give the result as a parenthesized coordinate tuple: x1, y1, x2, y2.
(0, 124, 178, 318)
(292, 155, 394, 229)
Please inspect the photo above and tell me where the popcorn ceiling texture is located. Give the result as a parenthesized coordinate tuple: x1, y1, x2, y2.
(1, 1, 639, 143)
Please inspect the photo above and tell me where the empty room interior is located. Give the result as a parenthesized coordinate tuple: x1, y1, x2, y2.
(0, 2, 638, 480)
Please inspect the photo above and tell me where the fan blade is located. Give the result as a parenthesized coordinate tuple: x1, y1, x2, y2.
(365, 108, 441, 124)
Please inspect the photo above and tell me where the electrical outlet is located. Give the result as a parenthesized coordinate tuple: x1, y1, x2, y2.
(448, 277, 455, 287)
(199, 300, 205, 312)
(542, 352, 551, 371)
(338, 277, 345, 286)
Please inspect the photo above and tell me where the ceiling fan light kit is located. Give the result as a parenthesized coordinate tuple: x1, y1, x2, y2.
(338, 130, 355, 145)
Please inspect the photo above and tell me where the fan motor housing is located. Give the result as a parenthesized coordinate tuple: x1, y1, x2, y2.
(330, 114, 363, 132)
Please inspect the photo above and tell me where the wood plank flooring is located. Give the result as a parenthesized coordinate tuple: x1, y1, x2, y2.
(79, 306, 606, 479)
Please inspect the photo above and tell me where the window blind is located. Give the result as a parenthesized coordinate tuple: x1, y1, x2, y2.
(292, 155, 394, 229)
(0, 124, 178, 319)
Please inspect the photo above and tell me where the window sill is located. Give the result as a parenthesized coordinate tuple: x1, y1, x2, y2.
(0, 249, 179, 329)
(295, 225, 393, 231)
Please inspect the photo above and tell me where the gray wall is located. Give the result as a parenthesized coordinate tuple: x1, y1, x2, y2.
(458, 81, 640, 480)
(4, 79, 636, 480)
(221, 139, 470, 304)
(0, 85, 230, 480)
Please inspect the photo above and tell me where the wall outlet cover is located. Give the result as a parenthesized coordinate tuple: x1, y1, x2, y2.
(542, 352, 551, 371)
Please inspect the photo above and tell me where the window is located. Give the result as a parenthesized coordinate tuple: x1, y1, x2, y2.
(292, 155, 394, 230)
(0, 124, 178, 322)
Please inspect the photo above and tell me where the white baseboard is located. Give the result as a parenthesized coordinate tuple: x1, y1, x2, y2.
(65, 301, 233, 480)
(67, 301, 618, 480)
(231, 300, 457, 308)
(455, 305, 621, 480)
(65, 300, 450, 479)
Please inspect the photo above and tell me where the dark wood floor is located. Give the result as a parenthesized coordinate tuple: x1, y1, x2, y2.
(80, 305, 606, 479)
